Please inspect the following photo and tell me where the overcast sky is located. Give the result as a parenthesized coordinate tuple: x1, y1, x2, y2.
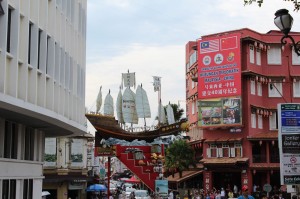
(85, 0, 300, 133)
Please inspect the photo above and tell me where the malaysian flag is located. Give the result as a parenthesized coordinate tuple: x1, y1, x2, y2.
(200, 39, 219, 54)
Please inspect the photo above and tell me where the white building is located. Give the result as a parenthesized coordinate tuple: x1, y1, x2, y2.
(0, 0, 87, 198)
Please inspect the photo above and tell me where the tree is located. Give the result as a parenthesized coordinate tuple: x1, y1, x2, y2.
(164, 103, 185, 122)
(244, 0, 300, 11)
(165, 139, 196, 178)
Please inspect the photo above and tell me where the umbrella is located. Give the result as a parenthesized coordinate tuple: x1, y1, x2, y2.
(124, 176, 140, 183)
(86, 184, 107, 192)
(42, 191, 51, 196)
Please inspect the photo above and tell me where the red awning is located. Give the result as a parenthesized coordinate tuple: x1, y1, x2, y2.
(123, 176, 140, 183)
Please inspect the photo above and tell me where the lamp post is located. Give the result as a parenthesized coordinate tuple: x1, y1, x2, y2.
(274, 8, 300, 56)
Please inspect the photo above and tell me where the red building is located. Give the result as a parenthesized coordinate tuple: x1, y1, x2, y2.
(185, 28, 300, 194)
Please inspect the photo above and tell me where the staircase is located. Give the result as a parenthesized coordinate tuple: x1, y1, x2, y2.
(115, 144, 164, 192)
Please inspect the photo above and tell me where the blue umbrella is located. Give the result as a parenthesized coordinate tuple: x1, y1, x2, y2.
(86, 184, 107, 192)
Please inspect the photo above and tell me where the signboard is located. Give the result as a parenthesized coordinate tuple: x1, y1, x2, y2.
(198, 97, 241, 127)
(198, 33, 241, 99)
(155, 180, 168, 198)
(278, 103, 300, 185)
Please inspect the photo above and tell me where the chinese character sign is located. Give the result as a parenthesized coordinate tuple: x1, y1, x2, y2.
(198, 34, 241, 99)
(278, 103, 300, 185)
(153, 76, 161, 92)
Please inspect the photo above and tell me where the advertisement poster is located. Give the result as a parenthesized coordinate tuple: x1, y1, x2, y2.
(44, 138, 57, 167)
(71, 139, 83, 167)
(198, 33, 241, 99)
(155, 180, 168, 198)
(278, 103, 300, 185)
(199, 97, 241, 127)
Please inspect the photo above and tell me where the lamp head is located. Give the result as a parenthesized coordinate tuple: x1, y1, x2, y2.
(274, 9, 293, 35)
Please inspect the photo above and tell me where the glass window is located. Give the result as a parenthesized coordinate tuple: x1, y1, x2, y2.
(256, 48, 261, 65)
(268, 82, 283, 97)
(292, 47, 300, 65)
(267, 45, 282, 65)
(269, 112, 278, 130)
(258, 115, 263, 129)
(4, 121, 18, 159)
(249, 45, 254, 64)
(192, 102, 195, 115)
(257, 82, 262, 96)
(251, 113, 256, 128)
(293, 80, 300, 97)
(250, 79, 256, 95)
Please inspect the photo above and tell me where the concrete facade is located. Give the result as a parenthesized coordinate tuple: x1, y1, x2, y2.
(0, 0, 87, 198)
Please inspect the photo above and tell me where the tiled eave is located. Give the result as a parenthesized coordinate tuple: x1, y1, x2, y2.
(247, 131, 278, 140)
(200, 157, 249, 166)
(249, 163, 280, 170)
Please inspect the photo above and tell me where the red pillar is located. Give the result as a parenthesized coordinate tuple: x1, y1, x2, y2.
(107, 156, 111, 198)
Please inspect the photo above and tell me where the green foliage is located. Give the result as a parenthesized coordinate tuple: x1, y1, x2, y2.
(44, 154, 57, 162)
(244, 0, 300, 11)
(165, 139, 196, 177)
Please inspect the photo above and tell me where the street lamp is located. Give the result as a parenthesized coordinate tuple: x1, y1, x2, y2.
(274, 8, 300, 56)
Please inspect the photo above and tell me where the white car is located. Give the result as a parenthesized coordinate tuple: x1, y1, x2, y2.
(125, 188, 136, 199)
(134, 190, 151, 199)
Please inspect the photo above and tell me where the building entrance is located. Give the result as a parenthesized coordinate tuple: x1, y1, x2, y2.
(212, 171, 241, 191)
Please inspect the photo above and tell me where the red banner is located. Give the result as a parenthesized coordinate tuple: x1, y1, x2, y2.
(198, 33, 241, 99)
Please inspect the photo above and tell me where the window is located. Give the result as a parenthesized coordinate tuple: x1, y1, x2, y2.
(250, 79, 256, 95)
(293, 80, 300, 97)
(4, 121, 18, 159)
(192, 79, 195, 89)
(189, 51, 197, 66)
(267, 45, 281, 65)
(46, 36, 50, 74)
(37, 29, 42, 69)
(292, 47, 300, 65)
(6, 8, 13, 53)
(257, 82, 262, 96)
(249, 45, 254, 64)
(269, 82, 283, 97)
(207, 144, 217, 158)
(28, 22, 33, 64)
(256, 48, 261, 65)
(2, 179, 16, 199)
(222, 144, 229, 157)
(230, 143, 242, 157)
(251, 113, 256, 128)
(269, 112, 278, 130)
(258, 115, 263, 129)
(23, 179, 33, 199)
(24, 127, 35, 161)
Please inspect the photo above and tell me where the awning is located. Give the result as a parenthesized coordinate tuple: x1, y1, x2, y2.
(250, 163, 280, 170)
(200, 157, 249, 165)
(43, 174, 94, 183)
(167, 170, 203, 183)
(204, 137, 242, 143)
(247, 131, 278, 140)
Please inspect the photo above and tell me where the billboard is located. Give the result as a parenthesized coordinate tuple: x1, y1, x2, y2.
(198, 33, 241, 99)
(198, 97, 241, 128)
(278, 103, 300, 185)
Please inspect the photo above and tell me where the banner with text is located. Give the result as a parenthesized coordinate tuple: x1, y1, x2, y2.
(198, 33, 241, 99)
(278, 103, 300, 185)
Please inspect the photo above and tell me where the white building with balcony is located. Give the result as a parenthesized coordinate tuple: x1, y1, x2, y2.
(0, 0, 87, 198)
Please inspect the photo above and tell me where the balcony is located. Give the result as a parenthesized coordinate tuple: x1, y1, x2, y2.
(252, 154, 267, 163)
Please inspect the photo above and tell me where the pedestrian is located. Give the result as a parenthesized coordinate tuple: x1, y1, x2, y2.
(237, 185, 255, 199)
(220, 188, 226, 199)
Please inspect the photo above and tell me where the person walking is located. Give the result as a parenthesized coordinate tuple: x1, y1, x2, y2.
(237, 185, 255, 199)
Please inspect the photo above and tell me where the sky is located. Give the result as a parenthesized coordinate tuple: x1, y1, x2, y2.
(85, 0, 300, 133)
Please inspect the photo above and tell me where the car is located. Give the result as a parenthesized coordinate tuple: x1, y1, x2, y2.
(134, 190, 151, 199)
(125, 188, 136, 199)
